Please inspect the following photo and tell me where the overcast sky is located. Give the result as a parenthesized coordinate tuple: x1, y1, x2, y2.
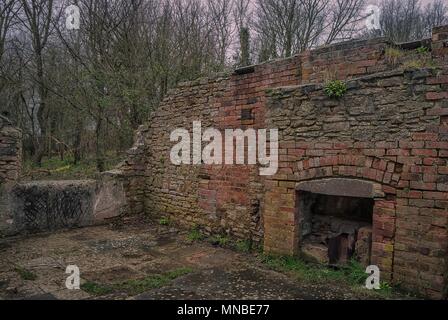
(367, 0, 438, 5)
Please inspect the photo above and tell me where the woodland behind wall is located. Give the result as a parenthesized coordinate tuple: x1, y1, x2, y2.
(1, 0, 447, 171)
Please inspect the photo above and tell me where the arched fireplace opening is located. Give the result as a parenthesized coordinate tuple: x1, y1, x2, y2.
(296, 178, 381, 267)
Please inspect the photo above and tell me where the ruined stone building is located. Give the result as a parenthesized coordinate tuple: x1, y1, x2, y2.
(1, 26, 448, 298)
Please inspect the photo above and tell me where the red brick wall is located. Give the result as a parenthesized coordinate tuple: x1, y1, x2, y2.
(200, 56, 301, 239)
(301, 38, 391, 83)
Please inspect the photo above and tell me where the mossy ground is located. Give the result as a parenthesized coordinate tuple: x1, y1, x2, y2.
(81, 268, 193, 296)
(22, 154, 122, 181)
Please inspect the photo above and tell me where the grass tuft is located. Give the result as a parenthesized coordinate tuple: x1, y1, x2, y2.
(385, 46, 404, 66)
(158, 217, 170, 226)
(14, 266, 37, 281)
(81, 267, 193, 296)
(22, 155, 121, 181)
(235, 239, 253, 253)
(209, 234, 231, 247)
(186, 226, 205, 242)
(80, 281, 113, 296)
(260, 255, 397, 298)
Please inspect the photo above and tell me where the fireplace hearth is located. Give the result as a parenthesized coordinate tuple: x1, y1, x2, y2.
(297, 180, 375, 267)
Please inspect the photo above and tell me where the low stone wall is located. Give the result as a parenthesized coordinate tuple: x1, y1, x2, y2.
(0, 171, 127, 237)
(0, 116, 127, 237)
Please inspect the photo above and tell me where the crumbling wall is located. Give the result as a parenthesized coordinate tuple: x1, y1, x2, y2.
(432, 25, 448, 60)
(121, 37, 395, 241)
(0, 116, 127, 237)
(300, 37, 391, 84)
(0, 118, 23, 237)
(120, 26, 448, 297)
(264, 67, 448, 298)
(0, 118, 22, 185)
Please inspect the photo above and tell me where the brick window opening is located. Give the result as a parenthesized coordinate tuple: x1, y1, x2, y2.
(241, 108, 255, 121)
(297, 190, 374, 267)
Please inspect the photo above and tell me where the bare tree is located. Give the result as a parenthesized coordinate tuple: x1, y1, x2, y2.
(17, 0, 56, 165)
(253, 0, 366, 61)
(365, 0, 448, 43)
(0, 0, 21, 121)
(379, 0, 423, 42)
(423, 0, 448, 35)
(207, 0, 234, 69)
(0, 0, 17, 60)
(254, 0, 300, 58)
(325, 0, 366, 44)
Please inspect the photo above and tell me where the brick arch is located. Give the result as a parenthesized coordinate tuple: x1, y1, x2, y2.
(264, 156, 402, 280)
(294, 155, 403, 193)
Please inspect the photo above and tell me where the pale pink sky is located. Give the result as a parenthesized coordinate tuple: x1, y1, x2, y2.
(367, 0, 437, 5)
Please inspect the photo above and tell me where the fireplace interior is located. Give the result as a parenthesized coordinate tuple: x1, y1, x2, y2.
(298, 191, 373, 266)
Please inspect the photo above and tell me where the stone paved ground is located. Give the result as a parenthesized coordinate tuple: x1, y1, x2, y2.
(0, 218, 410, 300)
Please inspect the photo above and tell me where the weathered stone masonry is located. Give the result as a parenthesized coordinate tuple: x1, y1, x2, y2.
(264, 68, 448, 298)
(120, 26, 448, 298)
(0, 117, 127, 236)
(121, 36, 396, 234)
(0, 117, 22, 236)
(0, 117, 22, 186)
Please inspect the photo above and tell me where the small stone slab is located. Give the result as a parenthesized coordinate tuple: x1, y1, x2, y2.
(296, 178, 378, 198)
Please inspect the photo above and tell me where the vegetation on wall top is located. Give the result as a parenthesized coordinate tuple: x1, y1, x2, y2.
(324, 80, 348, 99)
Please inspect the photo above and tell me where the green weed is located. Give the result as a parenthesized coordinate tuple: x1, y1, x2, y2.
(81, 268, 193, 296)
(14, 266, 37, 281)
(324, 80, 347, 99)
(187, 226, 205, 242)
(158, 217, 170, 226)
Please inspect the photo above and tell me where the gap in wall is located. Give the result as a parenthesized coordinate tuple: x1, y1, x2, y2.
(298, 191, 373, 267)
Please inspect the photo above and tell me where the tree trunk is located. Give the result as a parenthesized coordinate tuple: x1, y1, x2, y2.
(32, 48, 48, 166)
(73, 116, 83, 165)
(95, 108, 105, 172)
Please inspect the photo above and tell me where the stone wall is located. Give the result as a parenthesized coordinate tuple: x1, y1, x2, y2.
(0, 171, 127, 237)
(433, 25, 448, 60)
(120, 37, 395, 239)
(263, 68, 448, 298)
(300, 37, 391, 84)
(0, 118, 22, 185)
(121, 26, 448, 298)
(0, 118, 22, 236)
(0, 117, 128, 237)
